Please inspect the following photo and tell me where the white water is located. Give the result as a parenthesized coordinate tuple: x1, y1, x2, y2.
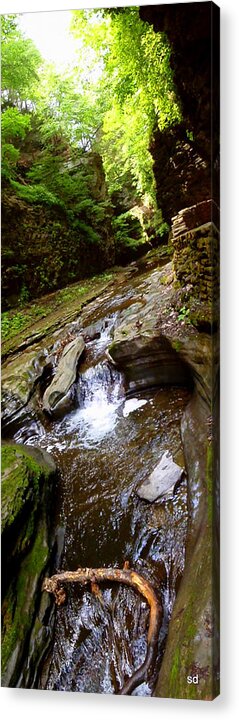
(123, 398, 148, 417)
(67, 363, 124, 448)
(9, 279, 190, 694)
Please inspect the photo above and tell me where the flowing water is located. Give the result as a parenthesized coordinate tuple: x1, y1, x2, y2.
(10, 260, 191, 695)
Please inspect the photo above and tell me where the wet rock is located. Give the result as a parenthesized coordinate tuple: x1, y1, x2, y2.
(108, 260, 214, 403)
(1, 347, 52, 426)
(1, 444, 56, 552)
(42, 336, 85, 416)
(137, 452, 184, 502)
(83, 320, 102, 342)
(105, 255, 218, 698)
(110, 333, 191, 392)
(1, 442, 58, 688)
(154, 395, 219, 700)
(1, 388, 27, 429)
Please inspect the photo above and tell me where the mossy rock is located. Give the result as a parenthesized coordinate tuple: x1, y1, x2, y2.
(154, 397, 219, 700)
(155, 521, 218, 700)
(1, 443, 56, 563)
(1, 443, 57, 687)
(1, 518, 49, 687)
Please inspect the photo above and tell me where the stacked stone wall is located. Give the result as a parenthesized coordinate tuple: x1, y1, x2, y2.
(172, 200, 220, 329)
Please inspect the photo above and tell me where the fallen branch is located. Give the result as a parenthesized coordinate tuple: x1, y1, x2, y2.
(43, 564, 162, 695)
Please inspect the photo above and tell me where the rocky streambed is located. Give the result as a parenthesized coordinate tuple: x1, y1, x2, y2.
(1, 247, 219, 698)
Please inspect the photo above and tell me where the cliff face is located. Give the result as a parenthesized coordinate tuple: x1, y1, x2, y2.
(2, 152, 115, 310)
(140, 2, 220, 222)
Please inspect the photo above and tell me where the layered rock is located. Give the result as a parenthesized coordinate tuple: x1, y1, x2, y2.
(108, 260, 208, 398)
(155, 396, 219, 700)
(42, 336, 85, 417)
(171, 201, 220, 331)
(1, 346, 52, 430)
(107, 254, 219, 699)
(1, 443, 59, 688)
(1, 241, 219, 697)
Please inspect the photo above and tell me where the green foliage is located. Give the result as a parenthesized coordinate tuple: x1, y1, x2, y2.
(35, 65, 106, 152)
(59, 285, 89, 303)
(158, 221, 170, 237)
(10, 180, 63, 207)
(112, 210, 146, 254)
(186, 129, 194, 142)
(1, 15, 42, 108)
(1, 107, 31, 142)
(1, 8, 183, 307)
(1, 107, 31, 179)
(178, 305, 190, 322)
(1, 144, 20, 180)
(19, 284, 30, 306)
(71, 6, 181, 206)
(73, 220, 101, 245)
(1, 301, 50, 341)
(1, 17, 40, 180)
(1, 311, 29, 339)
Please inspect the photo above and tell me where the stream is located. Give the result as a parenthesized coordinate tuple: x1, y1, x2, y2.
(10, 261, 191, 695)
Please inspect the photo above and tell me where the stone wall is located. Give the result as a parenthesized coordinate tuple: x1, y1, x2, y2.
(171, 200, 220, 330)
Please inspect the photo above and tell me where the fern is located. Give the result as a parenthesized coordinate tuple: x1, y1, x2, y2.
(10, 180, 64, 208)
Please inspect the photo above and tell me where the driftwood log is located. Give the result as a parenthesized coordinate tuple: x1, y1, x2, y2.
(43, 564, 162, 695)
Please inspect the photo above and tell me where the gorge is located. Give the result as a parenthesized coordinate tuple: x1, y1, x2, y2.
(1, 2, 219, 701)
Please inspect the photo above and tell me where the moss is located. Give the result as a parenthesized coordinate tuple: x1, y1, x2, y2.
(185, 620, 197, 640)
(169, 647, 180, 695)
(160, 274, 172, 286)
(2, 448, 38, 529)
(1, 444, 55, 685)
(1, 520, 49, 678)
(171, 339, 183, 353)
(2, 269, 116, 360)
(1, 443, 56, 578)
(156, 520, 214, 699)
(206, 442, 213, 525)
(186, 682, 200, 700)
(1, 445, 43, 536)
(108, 340, 117, 355)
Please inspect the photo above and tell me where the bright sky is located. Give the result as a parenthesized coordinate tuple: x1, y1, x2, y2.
(18, 10, 80, 69)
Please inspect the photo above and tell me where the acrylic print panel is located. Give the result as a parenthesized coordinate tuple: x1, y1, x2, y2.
(1, 0, 220, 701)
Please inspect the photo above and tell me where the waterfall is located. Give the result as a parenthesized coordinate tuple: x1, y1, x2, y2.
(66, 362, 124, 448)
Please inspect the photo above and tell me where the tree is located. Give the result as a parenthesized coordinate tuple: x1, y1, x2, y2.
(70, 6, 181, 208)
(1, 14, 42, 109)
(1, 15, 42, 180)
(1, 108, 31, 180)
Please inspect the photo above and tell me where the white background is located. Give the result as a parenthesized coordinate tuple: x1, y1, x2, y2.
(1, 0, 239, 718)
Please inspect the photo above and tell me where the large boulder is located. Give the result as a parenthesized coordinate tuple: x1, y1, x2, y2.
(1, 443, 58, 688)
(137, 451, 184, 502)
(108, 263, 193, 393)
(42, 336, 85, 416)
